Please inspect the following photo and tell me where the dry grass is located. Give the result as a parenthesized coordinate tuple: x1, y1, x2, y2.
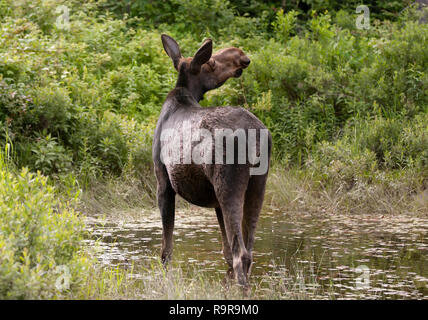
(75, 258, 334, 300)
(79, 165, 427, 219)
(79, 170, 157, 216)
(264, 167, 428, 216)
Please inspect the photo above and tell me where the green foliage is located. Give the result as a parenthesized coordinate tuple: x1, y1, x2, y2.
(30, 133, 73, 175)
(0, 1, 427, 179)
(170, 0, 235, 36)
(355, 115, 428, 170)
(334, 9, 356, 30)
(99, 0, 411, 23)
(308, 114, 427, 190)
(0, 156, 89, 299)
(309, 137, 377, 188)
(272, 9, 299, 42)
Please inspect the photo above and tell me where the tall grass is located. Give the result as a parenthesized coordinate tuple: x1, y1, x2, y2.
(77, 257, 335, 300)
(265, 167, 427, 216)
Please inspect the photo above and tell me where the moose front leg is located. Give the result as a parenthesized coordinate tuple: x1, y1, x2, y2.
(155, 166, 176, 265)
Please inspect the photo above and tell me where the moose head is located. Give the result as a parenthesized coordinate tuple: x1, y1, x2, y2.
(161, 34, 251, 102)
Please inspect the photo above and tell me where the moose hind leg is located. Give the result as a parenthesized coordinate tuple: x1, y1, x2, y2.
(221, 203, 251, 287)
(215, 171, 251, 286)
(215, 207, 233, 270)
(242, 174, 268, 278)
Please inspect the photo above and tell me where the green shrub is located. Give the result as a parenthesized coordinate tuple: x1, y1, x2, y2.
(355, 115, 428, 170)
(272, 9, 298, 42)
(0, 156, 89, 299)
(1, 0, 426, 177)
(308, 114, 428, 189)
(334, 9, 356, 30)
(308, 139, 378, 188)
(171, 0, 235, 36)
(30, 133, 73, 175)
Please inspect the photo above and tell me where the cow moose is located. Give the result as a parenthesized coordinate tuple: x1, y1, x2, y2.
(152, 34, 272, 287)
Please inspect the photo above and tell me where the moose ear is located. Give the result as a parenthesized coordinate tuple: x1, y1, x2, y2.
(190, 38, 212, 74)
(207, 58, 216, 70)
(161, 34, 182, 71)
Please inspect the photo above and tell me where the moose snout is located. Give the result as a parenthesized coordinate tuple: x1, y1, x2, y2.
(240, 56, 251, 68)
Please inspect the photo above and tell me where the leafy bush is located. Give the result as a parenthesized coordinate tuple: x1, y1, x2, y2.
(308, 114, 428, 190)
(0, 1, 426, 179)
(355, 115, 428, 170)
(308, 139, 378, 188)
(30, 133, 73, 175)
(0, 156, 89, 299)
(272, 9, 298, 42)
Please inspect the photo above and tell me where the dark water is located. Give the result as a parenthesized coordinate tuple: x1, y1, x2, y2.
(84, 208, 428, 299)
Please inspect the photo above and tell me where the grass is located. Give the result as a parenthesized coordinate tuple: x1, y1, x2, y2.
(76, 257, 336, 300)
(265, 167, 428, 216)
(79, 170, 157, 216)
(79, 165, 428, 219)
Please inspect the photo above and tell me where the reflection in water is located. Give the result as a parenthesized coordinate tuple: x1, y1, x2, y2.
(84, 208, 428, 299)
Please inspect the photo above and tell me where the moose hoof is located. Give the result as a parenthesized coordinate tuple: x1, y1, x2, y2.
(227, 267, 236, 279)
(221, 268, 234, 288)
(161, 252, 172, 268)
(242, 283, 251, 297)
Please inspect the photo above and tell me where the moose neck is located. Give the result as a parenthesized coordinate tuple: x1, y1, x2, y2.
(175, 67, 205, 102)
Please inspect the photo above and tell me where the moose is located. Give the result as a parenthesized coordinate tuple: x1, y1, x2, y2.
(152, 34, 272, 287)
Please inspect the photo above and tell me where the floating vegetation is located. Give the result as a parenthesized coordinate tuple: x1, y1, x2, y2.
(84, 208, 428, 299)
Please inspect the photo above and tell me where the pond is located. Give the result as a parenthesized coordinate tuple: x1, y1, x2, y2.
(84, 207, 428, 299)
